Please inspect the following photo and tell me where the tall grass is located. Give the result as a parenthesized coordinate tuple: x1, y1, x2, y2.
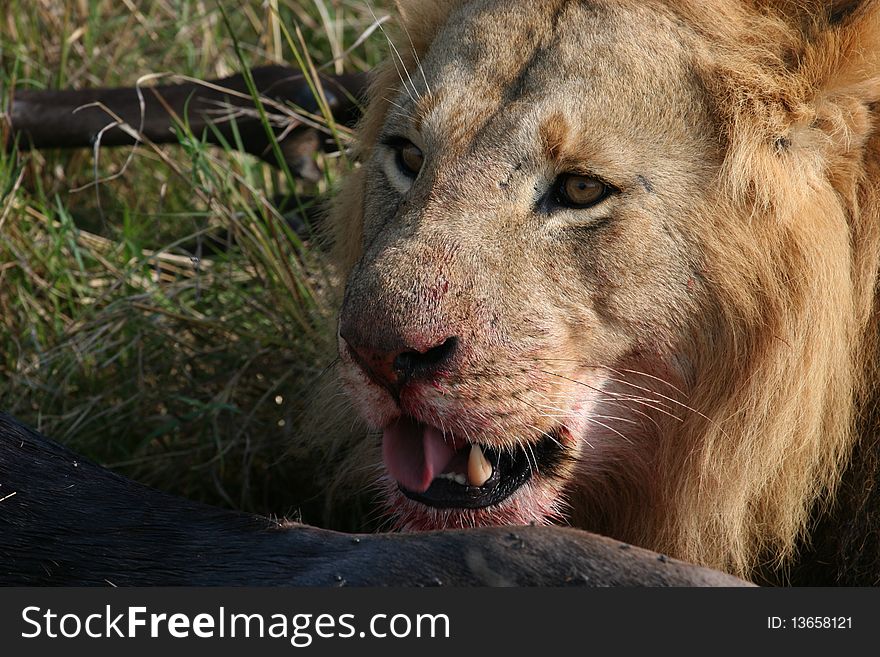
(0, 0, 388, 526)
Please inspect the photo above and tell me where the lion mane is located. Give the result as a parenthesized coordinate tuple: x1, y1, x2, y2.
(315, 0, 880, 585)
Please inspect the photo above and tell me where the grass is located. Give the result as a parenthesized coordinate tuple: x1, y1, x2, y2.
(0, 0, 389, 528)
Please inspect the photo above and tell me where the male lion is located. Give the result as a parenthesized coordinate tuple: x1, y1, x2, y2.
(320, 0, 880, 584)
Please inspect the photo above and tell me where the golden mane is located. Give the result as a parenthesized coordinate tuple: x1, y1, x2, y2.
(320, 0, 880, 581)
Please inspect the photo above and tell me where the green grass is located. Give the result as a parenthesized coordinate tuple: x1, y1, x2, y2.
(0, 0, 389, 527)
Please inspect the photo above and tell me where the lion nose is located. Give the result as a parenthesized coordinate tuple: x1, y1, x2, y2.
(341, 333, 459, 392)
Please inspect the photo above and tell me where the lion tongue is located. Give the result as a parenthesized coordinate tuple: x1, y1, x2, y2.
(383, 418, 457, 493)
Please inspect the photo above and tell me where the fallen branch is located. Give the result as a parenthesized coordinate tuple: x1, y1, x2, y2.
(6, 66, 369, 181)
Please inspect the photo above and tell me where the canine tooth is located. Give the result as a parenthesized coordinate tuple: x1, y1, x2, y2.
(468, 444, 493, 487)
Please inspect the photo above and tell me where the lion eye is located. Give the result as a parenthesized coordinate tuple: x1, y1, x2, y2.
(554, 174, 609, 208)
(395, 141, 424, 177)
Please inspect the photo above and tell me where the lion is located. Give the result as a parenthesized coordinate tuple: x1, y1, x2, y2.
(313, 0, 880, 585)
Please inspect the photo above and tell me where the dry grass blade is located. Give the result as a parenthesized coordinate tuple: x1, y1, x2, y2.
(0, 0, 390, 528)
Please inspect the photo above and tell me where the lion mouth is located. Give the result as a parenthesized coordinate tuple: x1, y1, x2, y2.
(383, 415, 566, 509)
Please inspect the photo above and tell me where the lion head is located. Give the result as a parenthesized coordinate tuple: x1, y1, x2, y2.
(323, 0, 880, 579)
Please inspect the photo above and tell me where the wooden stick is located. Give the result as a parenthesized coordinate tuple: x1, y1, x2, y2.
(6, 66, 369, 181)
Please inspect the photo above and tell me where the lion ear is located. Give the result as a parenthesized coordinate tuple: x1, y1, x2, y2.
(829, 0, 870, 23)
(802, 2, 880, 104)
(392, 0, 466, 54)
(788, 1, 880, 154)
(769, 0, 871, 27)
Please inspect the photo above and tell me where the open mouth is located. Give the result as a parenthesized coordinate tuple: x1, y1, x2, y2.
(382, 415, 566, 509)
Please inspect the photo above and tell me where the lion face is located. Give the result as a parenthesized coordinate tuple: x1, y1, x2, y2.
(321, 0, 880, 578)
(336, 0, 722, 531)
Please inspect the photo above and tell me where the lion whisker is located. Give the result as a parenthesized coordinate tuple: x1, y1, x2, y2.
(600, 374, 715, 419)
(524, 441, 539, 476)
(592, 397, 669, 429)
(534, 359, 686, 395)
(381, 95, 410, 114)
(526, 388, 675, 427)
(598, 394, 684, 423)
(368, 3, 419, 102)
(584, 417, 633, 444)
(615, 367, 688, 396)
(396, 5, 433, 96)
(540, 369, 687, 420)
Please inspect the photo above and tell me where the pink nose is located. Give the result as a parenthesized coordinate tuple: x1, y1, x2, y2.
(341, 333, 459, 393)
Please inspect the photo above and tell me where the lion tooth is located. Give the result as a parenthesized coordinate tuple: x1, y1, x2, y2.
(467, 444, 493, 487)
